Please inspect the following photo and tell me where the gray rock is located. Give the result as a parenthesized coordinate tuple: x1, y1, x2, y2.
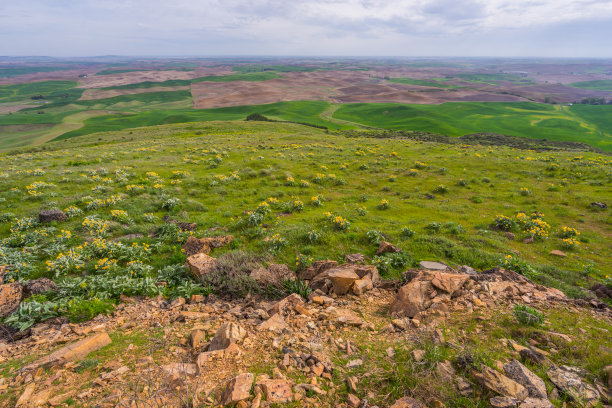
(547, 366, 599, 407)
(504, 359, 547, 399)
(419, 261, 450, 271)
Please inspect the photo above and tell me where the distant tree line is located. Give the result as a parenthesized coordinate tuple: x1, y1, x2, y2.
(576, 97, 612, 105)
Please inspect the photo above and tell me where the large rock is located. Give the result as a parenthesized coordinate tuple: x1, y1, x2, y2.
(208, 322, 246, 352)
(311, 263, 378, 295)
(547, 366, 599, 407)
(430, 271, 470, 295)
(269, 293, 304, 316)
(390, 396, 426, 408)
(0, 282, 23, 318)
(222, 373, 253, 405)
(390, 279, 434, 318)
(299, 260, 337, 280)
(38, 209, 67, 223)
(352, 276, 373, 296)
(250, 264, 296, 286)
(23, 278, 58, 297)
(473, 366, 529, 401)
(21, 332, 112, 372)
(504, 360, 547, 399)
(182, 235, 234, 257)
(256, 378, 293, 403)
(185, 253, 218, 280)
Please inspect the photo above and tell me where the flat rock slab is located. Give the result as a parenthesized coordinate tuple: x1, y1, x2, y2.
(419, 261, 450, 270)
(22, 332, 112, 372)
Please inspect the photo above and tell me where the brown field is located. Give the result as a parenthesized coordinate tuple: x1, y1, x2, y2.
(191, 70, 532, 108)
(79, 85, 190, 100)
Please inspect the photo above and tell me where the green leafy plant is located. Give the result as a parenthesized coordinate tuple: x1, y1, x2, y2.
(513, 304, 544, 326)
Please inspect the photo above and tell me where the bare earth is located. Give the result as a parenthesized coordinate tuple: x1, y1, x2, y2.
(79, 86, 191, 101)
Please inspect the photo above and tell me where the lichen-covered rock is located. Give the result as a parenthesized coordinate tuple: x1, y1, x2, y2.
(473, 365, 529, 401)
(547, 366, 599, 407)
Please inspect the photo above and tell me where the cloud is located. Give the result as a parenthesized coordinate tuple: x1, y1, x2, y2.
(0, 0, 611, 56)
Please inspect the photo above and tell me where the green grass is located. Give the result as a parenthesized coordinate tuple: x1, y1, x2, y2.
(568, 80, 612, 92)
(387, 78, 454, 88)
(570, 105, 612, 137)
(333, 102, 612, 151)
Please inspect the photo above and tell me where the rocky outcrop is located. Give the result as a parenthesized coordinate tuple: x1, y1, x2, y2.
(309, 263, 379, 296)
(504, 360, 547, 399)
(547, 366, 599, 407)
(0, 282, 23, 318)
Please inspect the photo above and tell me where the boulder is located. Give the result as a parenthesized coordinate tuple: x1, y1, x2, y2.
(21, 332, 112, 372)
(256, 378, 293, 403)
(390, 396, 426, 408)
(250, 264, 296, 286)
(504, 360, 547, 399)
(376, 241, 401, 255)
(298, 260, 337, 280)
(222, 373, 253, 405)
(0, 282, 23, 318)
(208, 322, 246, 352)
(390, 279, 434, 318)
(430, 271, 470, 295)
(185, 253, 218, 280)
(547, 366, 599, 407)
(419, 261, 450, 271)
(328, 268, 360, 295)
(23, 278, 58, 297)
(38, 209, 67, 223)
(473, 365, 529, 400)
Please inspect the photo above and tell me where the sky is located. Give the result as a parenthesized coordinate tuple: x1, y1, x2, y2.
(1, 0, 612, 57)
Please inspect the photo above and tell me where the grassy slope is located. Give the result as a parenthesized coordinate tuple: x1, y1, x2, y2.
(333, 102, 612, 151)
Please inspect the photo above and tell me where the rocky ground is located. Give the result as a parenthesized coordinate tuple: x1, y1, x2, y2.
(1, 250, 610, 408)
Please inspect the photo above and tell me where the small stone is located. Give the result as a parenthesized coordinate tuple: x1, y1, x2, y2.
(390, 396, 426, 408)
(376, 241, 401, 255)
(419, 261, 449, 270)
(256, 379, 294, 403)
(490, 396, 521, 408)
(190, 329, 206, 350)
(347, 393, 361, 407)
(258, 313, 288, 332)
(346, 359, 363, 368)
(411, 349, 426, 362)
(549, 250, 566, 257)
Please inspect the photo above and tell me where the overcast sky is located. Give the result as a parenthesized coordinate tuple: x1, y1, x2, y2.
(1, 0, 611, 57)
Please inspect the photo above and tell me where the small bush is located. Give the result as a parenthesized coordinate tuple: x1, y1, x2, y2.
(200, 251, 262, 299)
(283, 279, 312, 299)
(400, 227, 415, 239)
(513, 304, 544, 326)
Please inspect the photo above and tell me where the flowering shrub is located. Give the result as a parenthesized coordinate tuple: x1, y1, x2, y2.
(295, 254, 314, 272)
(110, 209, 130, 223)
(433, 184, 448, 194)
(560, 226, 579, 238)
(502, 254, 536, 277)
(64, 205, 83, 218)
(494, 215, 515, 231)
(560, 238, 580, 249)
(325, 212, 350, 230)
(46, 248, 85, 277)
(378, 199, 390, 210)
(269, 234, 287, 251)
(82, 216, 109, 237)
(366, 230, 385, 245)
(311, 195, 323, 206)
(519, 187, 530, 196)
(400, 227, 415, 238)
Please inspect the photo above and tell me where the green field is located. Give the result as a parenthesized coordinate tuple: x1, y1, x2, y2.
(387, 77, 454, 88)
(333, 102, 612, 151)
(569, 80, 612, 91)
(455, 73, 534, 85)
(0, 66, 72, 78)
(101, 72, 283, 90)
(0, 81, 80, 103)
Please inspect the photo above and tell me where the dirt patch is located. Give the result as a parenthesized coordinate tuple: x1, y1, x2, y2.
(0, 104, 32, 114)
(79, 86, 191, 101)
